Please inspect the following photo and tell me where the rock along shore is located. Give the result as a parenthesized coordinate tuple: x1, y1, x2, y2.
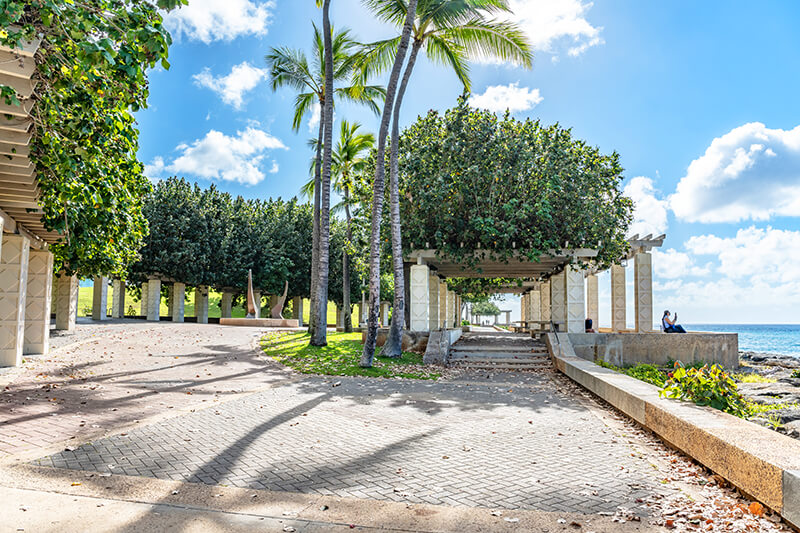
(738, 351, 800, 439)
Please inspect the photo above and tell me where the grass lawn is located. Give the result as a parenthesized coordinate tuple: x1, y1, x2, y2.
(261, 331, 440, 380)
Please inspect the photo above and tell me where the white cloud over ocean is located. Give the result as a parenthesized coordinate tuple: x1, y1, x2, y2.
(623, 176, 668, 237)
(469, 83, 542, 113)
(164, 0, 275, 43)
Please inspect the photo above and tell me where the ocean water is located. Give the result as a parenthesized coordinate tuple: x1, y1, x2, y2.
(686, 324, 800, 358)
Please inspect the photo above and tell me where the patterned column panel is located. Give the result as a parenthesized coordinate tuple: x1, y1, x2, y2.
(92, 276, 108, 321)
(447, 291, 456, 328)
(111, 279, 126, 318)
(195, 286, 209, 324)
(409, 264, 430, 332)
(24, 249, 54, 355)
(540, 281, 551, 322)
(634, 252, 653, 332)
(550, 272, 566, 330)
(586, 274, 599, 330)
(611, 265, 626, 332)
(0, 235, 30, 366)
(380, 301, 390, 326)
(428, 274, 439, 330)
(221, 291, 233, 319)
(292, 297, 304, 327)
(335, 305, 344, 329)
(564, 265, 585, 334)
(171, 282, 185, 323)
(140, 282, 149, 317)
(529, 290, 541, 322)
(55, 273, 78, 331)
(521, 294, 527, 323)
(438, 280, 447, 330)
(146, 279, 161, 322)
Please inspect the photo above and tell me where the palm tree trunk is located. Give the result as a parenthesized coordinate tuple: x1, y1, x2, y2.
(342, 188, 353, 333)
(309, 113, 324, 336)
(381, 39, 422, 358)
(312, 0, 335, 346)
(361, 0, 419, 367)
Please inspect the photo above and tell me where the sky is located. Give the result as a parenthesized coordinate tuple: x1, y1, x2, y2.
(138, 0, 800, 325)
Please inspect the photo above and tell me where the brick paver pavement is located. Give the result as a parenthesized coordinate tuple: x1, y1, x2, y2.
(1, 321, 289, 459)
(35, 371, 675, 515)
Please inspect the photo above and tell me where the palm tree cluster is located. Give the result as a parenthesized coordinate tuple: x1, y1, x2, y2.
(266, 0, 532, 363)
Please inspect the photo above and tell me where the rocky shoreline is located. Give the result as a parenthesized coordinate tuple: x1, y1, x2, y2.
(738, 351, 800, 439)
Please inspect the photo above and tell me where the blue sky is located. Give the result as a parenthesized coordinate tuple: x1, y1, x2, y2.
(139, 0, 800, 325)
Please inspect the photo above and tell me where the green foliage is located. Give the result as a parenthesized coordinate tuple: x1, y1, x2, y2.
(261, 331, 439, 379)
(596, 360, 667, 387)
(446, 277, 518, 300)
(732, 373, 776, 384)
(791, 369, 800, 379)
(397, 97, 633, 271)
(660, 362, 750, 418)
(472, 300, 500, 316)
(0, 1, 179, 277)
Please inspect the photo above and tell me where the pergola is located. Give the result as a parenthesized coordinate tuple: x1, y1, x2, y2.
(0, 37, 64, 366)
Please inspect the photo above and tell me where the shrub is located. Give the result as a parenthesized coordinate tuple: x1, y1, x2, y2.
(792, 369, 800, 379)
(461, 320, 470, 326)
(660, 362, 750, 418)
(596, 360, 667, 387)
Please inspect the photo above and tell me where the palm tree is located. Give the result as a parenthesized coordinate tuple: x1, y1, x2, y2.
(303, 121, 375, 332)
(361, 0, 419, 368)
(266, 22, 384, 344)
(362, 0, 533, 358)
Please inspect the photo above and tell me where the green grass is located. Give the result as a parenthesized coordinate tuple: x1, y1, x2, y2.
(261, 331, 440, 380)
(595, 360, 667, 387)
(732, 373, 777, 384)
(746, 400, 800, 415)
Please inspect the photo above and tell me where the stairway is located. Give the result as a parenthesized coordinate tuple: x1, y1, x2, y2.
(447, 331, 551, 371)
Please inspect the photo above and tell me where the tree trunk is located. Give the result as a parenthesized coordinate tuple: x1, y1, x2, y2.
(309, 113, 324, 336)
(381, 40, 422, 358)
(312, 0, 335, 346)
(342, 188, 353, 333)
(361, 0, 419, 367)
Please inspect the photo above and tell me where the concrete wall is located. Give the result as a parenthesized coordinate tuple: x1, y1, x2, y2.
(423, 328, 463, 365)
(567, 332, 739, 369)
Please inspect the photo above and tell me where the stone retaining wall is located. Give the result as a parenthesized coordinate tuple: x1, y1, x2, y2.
(547, 332, 800, 528)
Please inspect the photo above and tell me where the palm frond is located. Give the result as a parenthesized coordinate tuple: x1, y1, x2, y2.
(425, 35, 471, 89)
(444, 19, 533, 68)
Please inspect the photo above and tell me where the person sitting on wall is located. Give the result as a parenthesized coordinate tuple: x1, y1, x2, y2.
(585, 318, 595, 333)
(662, 310, 686, 333)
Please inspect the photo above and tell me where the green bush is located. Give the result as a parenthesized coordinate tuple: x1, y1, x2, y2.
(791, 369, 800, 379)
(461, 320, 470, 326)
(596, 360, 667, 387)
(660, 361, 749, 418)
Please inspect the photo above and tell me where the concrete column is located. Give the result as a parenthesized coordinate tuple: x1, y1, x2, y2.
(586, 274, 599, 331)
(550, 272, 566, 330)
(428, 273, 439, 330)
(564, 265, 585, 334)
(447, 291, 456, 327)
(0, 235, 29, 366)
(146, 278, 161, 322)
(111, 279, 126, 318)
(166, 284, 174, 317)
(55, 273, 78, 331)
(91, 276, 108, 321)
(611, 264, 626, 332)
(438, 281, 447, 329)
(254, 291, 263, 319)
(172, 282, 185, 322)
(140, 282, 149, 317)
(221, 291, 233, 319)
(292, 296, 304, 327)
(24, 249, 53, 355)
(335, 305, 344, 329)
(361, 291, 368, 325)
(195, 286, 209, 324)
(529, 290, 541, 322)
(504, 310, 511, 325)
(409, 264, 430, 332)
(634, 252, 653, 332)
(521, 293, 527, 323)
(380, 301, 390, 326)
(540, 281, 551, 322)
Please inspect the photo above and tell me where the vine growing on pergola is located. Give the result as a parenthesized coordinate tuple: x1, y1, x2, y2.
(398, 97, 633, 272)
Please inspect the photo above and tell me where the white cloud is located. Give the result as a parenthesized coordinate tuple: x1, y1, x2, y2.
(146, 128, 287, 186)
(193, 62, 268, 109)
(308, 101, 321, 134)
(671, 123, 800, 223)
(652, 249, 711, 279)
(164, 0, 275, 44)
(144, 156, 165, 178)
(468, 83, 543, 113)
(623, 177, 668, 237)
(491, 0, 604, 61)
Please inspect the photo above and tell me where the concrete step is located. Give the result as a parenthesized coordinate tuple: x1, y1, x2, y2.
(450, 349, 547, 357)
(451, 345, 543, 352)
(449, 352, 548, 360)
(450, 362, 551, 371)
(450, 357, 550, 365)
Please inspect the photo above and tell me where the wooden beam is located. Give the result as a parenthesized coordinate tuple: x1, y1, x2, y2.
(0, 154, 32, 168)
(0, 162, 34, 176)
(0, 172, 36, 185)
(0, 31, 42, 58)
(0, 99, 34, 118)
(0, 195, 39, 208)
(0, 73, 35, 98)
(0, 129, 32, 145)
(0, 50, 37, 79)
(0, 206, 16, 233)
(0, 142, 29, 156)
(0, 117, 31, 133)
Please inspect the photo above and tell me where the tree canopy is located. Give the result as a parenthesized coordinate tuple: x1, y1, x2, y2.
(398, 97, 633, 272)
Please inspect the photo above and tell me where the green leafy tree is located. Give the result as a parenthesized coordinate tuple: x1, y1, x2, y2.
(472, 300, 500, 317)
(361, 0, 532, 357)
(0, 1, 181, 277)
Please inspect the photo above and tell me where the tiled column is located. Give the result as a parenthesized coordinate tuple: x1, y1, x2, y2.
(529, 290, 541, 322)
(335, 305, 344, 329)
(361, 292, 368, 325)
(409, 264, 430, 332)
(521, 293, 528, 323)
(146, 278, 161, 322)
(634, 252, 653, 332)
(140, 282, 149, 317)
(540, 281, 551, 322)
(428, 274, 440, 330)
(24, 249, 53, 355)
(221, 291, 233, 319)
(292, 296, 304, 327)
(550, 272, 566, 331)
(172, 282, 185, 322)
(447, 291, 456, 327)
(195, 286, 209, 324)
(55, 273, 78, 331)
(438, 280, 447, 330)
(564, 265, 585, 334)
(586, 274, 599, 331)
(0, 235, 29, 366)
(611, 264, 626, 332)
(111, 279, 126, 318)
(92, 276, 108, 321)
(380, 301, 390, 326)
